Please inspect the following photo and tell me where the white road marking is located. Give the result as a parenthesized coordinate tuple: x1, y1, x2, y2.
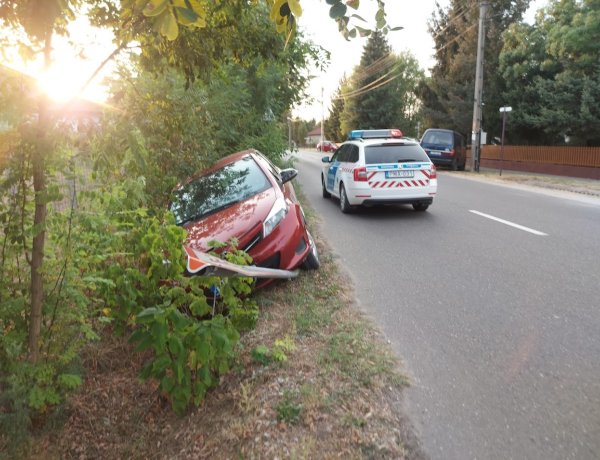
(469, 210, 548, 236)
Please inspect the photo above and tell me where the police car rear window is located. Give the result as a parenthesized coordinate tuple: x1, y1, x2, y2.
(364, 144, 430, 164)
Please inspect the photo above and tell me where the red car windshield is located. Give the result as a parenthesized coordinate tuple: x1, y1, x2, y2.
(171, 156, 272, 225)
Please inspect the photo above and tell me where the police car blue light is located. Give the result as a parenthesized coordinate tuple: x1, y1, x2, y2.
(348, 129, 403, 140)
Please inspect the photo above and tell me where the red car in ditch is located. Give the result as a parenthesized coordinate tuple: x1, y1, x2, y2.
(170, 150, 320, 281)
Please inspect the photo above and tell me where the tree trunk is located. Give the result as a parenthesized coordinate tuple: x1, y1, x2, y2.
(28, 151, 47, 363)
(27, 33, 52, 363)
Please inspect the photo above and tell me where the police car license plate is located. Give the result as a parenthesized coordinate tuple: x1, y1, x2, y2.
(386, 170, 414, 178)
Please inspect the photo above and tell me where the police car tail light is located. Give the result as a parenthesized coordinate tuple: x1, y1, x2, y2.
(448, 148, 455, 156)
(353, 166, 368, 182)
(430, 164, 437, 179)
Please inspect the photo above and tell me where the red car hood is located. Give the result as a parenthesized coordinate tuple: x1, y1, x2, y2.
(183, 188, 277, 252)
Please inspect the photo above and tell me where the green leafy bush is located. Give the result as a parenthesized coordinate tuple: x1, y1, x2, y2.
(76, 179, 258, 414)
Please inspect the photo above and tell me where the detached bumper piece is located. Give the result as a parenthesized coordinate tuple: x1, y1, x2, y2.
(184, 246, 298, 279)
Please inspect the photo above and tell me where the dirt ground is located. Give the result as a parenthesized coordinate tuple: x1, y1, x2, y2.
(457, 169, 600, 197)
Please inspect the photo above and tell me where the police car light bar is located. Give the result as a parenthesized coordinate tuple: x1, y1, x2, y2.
(348, 129, 403, 140)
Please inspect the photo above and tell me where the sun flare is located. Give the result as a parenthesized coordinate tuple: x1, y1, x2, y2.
(36, 65, 107, 103)
(37, 67, 78, 102)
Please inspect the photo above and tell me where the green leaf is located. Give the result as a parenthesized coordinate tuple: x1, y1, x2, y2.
(329, 2, 347, 19)
(217, 360, 230, 374)
(152, 355, 172, 374)
(356, 26, 371, 37)
(174, 6, 198, 25)
(197, 339, 212, 364)
(133, 333, 154, 352)
(58, 374, 82, 390)
(347, 0, 360, 9)
(288, 0, 302, 17)
(174, 361, 184, 383)
(189, 299, 211, 317)
(350, 14, 367, 22)
(143, 0, 168, 17)
(198, 366, 213, 386)
(161, 375, 175, 393)
(28, 386, 46, 410)
(193, 381, 208, 405)
(82, 276, 116, 287)
(136, 307, 160, 320)
(168, 336, 184, 357)
(158, 10, 180, 40)
(151, 321, 168, 346)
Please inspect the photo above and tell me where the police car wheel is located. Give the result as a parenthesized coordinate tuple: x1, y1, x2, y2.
(413, 202, 429, 212)
(322, 175, 331, 198)
(339, 184, 354, 214)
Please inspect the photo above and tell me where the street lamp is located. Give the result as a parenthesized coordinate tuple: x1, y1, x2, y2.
(499, 106, 512, 176)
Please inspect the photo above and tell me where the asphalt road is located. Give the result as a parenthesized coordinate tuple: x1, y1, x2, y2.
(293, 149, 600, 460)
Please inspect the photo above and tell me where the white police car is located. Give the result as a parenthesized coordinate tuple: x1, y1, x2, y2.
(321, 129, 437, 213)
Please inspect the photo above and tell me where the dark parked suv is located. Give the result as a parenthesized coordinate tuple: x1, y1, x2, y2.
(420, 128, 466, 171)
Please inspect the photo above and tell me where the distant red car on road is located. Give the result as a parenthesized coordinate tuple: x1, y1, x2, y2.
(170, 150, 320, 282)
(317, 141, 338, 152)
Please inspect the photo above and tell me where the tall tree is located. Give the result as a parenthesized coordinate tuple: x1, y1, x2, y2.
(497, 22, 554, 144)
(0, 0, 79, 362)
(420, 0, 529, 141)
(337, 40, 424, 137)
(390, 51, 426, 137)
(343, 30, 399, 130)
(325, 76, 347, 141)
(499, 0, 600, 145)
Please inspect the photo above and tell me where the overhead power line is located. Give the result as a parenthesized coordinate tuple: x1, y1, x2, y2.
(429, 3, 475, 42)
(435, 22, 478, 54)
(341, 63, 402, 98)
(352, 53, 397, 82)
(332, 71, 402, 101)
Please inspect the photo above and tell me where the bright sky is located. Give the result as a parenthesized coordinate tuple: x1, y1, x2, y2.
(295, 0, 546, 121)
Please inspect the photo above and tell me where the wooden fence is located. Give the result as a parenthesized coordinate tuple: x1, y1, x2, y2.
(466, 145, 600, 179)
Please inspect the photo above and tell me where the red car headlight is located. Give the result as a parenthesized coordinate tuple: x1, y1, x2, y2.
(263, 196, 288, 238)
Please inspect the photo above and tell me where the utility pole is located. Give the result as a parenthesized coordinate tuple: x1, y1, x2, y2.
(320, 86, 324, 146)
(471, 1, 489, 172)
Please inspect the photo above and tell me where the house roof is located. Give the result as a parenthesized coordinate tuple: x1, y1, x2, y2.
(307, 126, 322, 136)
